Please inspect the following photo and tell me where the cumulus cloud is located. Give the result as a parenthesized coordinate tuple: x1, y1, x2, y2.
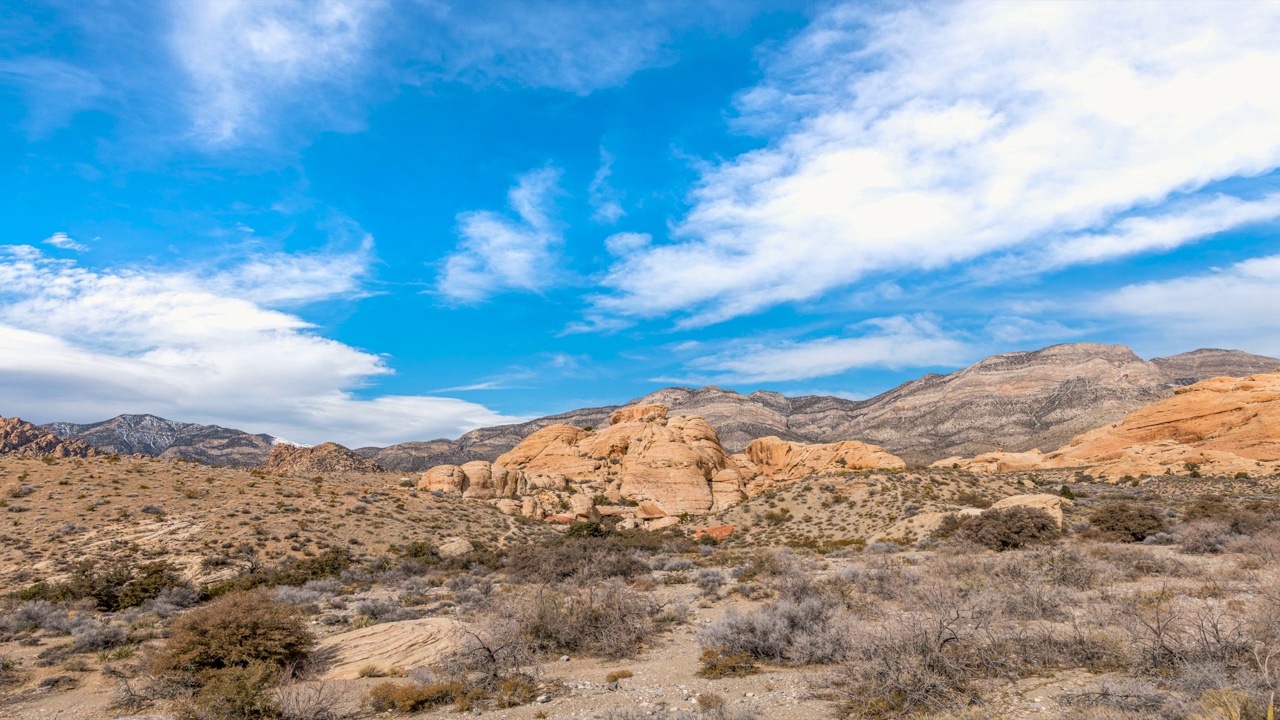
(0, 246, 514, 446)
(593, 1, 1280, 326)
(1094, 254, 1280, 356)
(436, 168, 564, 303)
(689, 315, 969, 382)
(170, 0, 375, 144)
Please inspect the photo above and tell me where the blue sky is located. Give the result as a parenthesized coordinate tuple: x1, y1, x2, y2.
(2, 1, 1279, 446)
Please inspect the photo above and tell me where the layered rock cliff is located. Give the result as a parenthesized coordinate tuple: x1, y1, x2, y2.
(938, 373, 1280, 479)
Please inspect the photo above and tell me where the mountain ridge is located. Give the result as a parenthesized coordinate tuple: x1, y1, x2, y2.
(35, 344, 1280, 469)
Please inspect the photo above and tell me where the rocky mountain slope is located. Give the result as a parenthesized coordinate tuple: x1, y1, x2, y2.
(262, 441, 384, 475)
(942, 372, 1280, 479)
(370, 344, 1280, 468)
(42, 414, 276, 466)
(1, 416, 102, 458)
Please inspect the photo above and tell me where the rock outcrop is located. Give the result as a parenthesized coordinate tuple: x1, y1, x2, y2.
(419, 406, 915, 525)
(420, 405, 746, 519)
(737, 436, 904, 491)
(262, 442, 383, 475)
(372, 344, 1279, 469)
(940, 373, 1280, 479)
(1, 417, 102, 458)
(43, 414, 276, 466)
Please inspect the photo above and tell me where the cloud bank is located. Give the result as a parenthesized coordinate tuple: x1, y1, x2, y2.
(0, 245, 514, 446)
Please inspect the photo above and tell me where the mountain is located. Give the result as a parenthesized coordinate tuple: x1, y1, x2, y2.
(1, 416, 101, 458)
(365, 344, 1280, 469)
(942, 372, 1280, 479)
(42, 414, 276, 466)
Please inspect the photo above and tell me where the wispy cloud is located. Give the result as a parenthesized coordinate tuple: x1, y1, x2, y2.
(592, 1, 1280, 326)
(0, 245, 514, 446)
(0, 58, 103, 135)
(589, 147, 625, 224)
(41, 232, 90, 253)
(435, 168, 565, 303)
(689, 315, 970, 383)
(1094, 254, 1280, 357)
(169, 0, 376, 145)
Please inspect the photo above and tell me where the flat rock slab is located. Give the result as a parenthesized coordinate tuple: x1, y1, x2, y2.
(315, 617, 461, 680)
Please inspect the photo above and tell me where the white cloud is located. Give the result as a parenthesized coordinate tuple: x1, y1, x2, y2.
(594, 1, 1280, 326)
(1094, 254, 1280, 356)
(436, 168, 564, 303)
(170, 0, 375, 145)
(41, 232, 89, 253)
(589, 148, 625, 224)
(0, 246, 515, 446)
(689, 315, 969, 382)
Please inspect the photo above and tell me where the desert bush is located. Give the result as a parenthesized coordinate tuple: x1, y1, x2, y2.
(565, 521, 609, 539)
(366, 680, 462, 712)
(695, 569, 725, 596)
(504, 538, 649, 584)
(0, 655, 20, 686)
(696, 648, 758, 679)
(275, 681, 353, 720)
(71, 621, 128, 652)
(14, 560, 189, 612)
(144, 586, 201, 617)
(505, 582, 656, 659)
(150, 591, 314, 682)
(175, 661, 279, 720)
(957, 506, 1059, 551)
(1178, 521, 1235, 555)
(700, 594, 855, 665)
(1088, 502, 1168, 542)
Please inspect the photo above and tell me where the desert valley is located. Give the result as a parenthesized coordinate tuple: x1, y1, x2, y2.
(3, 343, 1280, 719)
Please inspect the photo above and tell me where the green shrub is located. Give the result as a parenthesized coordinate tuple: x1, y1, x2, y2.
(957, 506, 1059, 551)
(13, 560, 188, 612)
(565, 521, 609, 539)
(1088, 501, 1167, 542)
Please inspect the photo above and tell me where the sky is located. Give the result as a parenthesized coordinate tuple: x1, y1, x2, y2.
(2, 0, 1280, 447)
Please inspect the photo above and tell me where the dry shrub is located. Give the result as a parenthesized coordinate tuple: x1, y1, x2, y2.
(1088, 501, 1168, 542)
(505, 538, 649, 584)
(500, 582, 656, 659)
(275, 682, 353, 720)
(957, 506, 1060, 551)
(697, 648, 759, 679)
(366, 680, 462, 712)
(493, 675, 537, 707)
(175, 661, 279, 720)
(699, 595, 856, 665)
(150, 591, 314, 681)
(604, 669, 633, 682)
(1178, 521, 1235, 555)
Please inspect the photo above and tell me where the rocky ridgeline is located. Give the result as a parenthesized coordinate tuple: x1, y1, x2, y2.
(418, 404, 903, 529)
(0, 416, 101, 458)
(43, 414, 276, 466)
(367, 344, 1280, 469)
(261, 441, 384, 475)
(938, 372, 1280, 480)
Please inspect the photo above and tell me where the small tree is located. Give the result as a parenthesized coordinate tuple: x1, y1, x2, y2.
(958, 506, 1059, 551)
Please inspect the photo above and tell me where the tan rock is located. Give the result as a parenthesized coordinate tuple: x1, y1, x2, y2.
(569, 493, 602, 521)
(645, 516, 680, 530)
(493, 499, 521, 516)
(436, 537, 474, 559)
(609, 404, 669, 425)
(315, 618, 460, 680)
(261, 441, 382, 475)
(521, 496, 545, 519)
(742, 436, 905, 481)
(989, 493, 1067, 527)
(419, 465, 465, 493)
(0, 417, 101, 458)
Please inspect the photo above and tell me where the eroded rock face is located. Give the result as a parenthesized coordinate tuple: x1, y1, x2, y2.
(739, 436, 904, 487)
(1, 417, 101, 458)
(262, 442, 383, 475)
(939, 373, 1280, 479)
(42, 414, 274, 466)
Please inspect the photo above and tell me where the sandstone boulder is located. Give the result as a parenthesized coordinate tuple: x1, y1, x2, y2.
(436, 537, 474, 559)
(0, 417, 101, 458)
